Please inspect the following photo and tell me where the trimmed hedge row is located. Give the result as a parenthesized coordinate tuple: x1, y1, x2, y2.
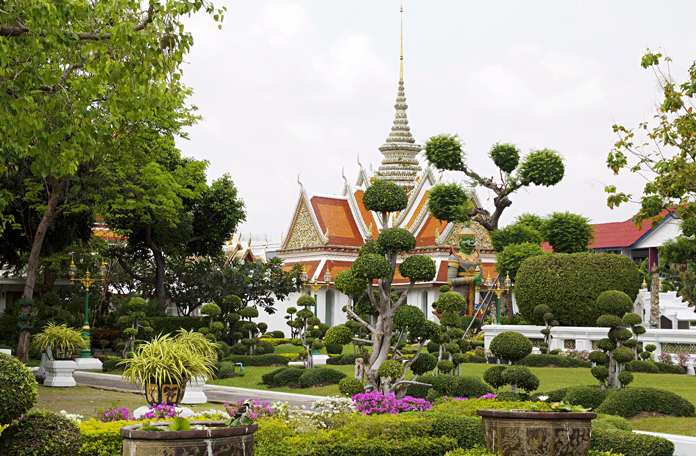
(518, 354, 591, 368)
(326, 353, 369, 365)
(222, 354, 289, 366)
(626, 360, 685, 375)
(406, 374, 493, 400)
(595, 387, 695, 418)
(261, 367, 346, 388)
(590, 428, 673, 456)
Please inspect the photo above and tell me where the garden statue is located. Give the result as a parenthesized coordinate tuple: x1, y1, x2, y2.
(447, 224, 483, 315)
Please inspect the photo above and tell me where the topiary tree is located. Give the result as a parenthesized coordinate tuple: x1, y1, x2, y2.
(594, 290, 635, 389)
(284, 306, 298, 338)
(489, 331, 533, 364)
(533, 304, 558, 354)
(200, 303, 221, 329)
(515, 253, 642, 326)
(622, 312, 646, 360)
(434, 292, 468, 374)
(294, 295, 324, 369)
(642, 344, 657, 361)
(334, 181, 437, 392)
(424, 136, 564, 232)
(483, 364, 539, 394)
(542, 212, 594, 253)
(0, 353, 38, 426)
(0, 409, 81, 456)
(117, 297, 153, 357)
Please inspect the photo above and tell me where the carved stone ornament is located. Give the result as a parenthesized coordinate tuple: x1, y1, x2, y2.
(286, 200, 322, 249)
(477, 409, 597, 456)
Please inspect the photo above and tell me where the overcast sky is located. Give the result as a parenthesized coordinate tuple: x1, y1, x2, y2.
(175, 1, 696, 244)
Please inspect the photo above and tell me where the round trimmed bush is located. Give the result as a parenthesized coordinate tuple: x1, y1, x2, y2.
(0, 409, 81, 456)
(596, 290, 634, 317)
(298, 368, 347, 388)
(218, 362, 237, 379)
(596, 387, 695, 418)
(483, 365, 508, 390)
(612, 346, 636, 364)
(326, 343, 343, 355)
(644, 344, 657, 353)
(625, 360, 659, 374)
(597, 314, 623, 328)
(231, 343, 248, 355)
(324, 324, 352, 346)
(406, 373, 435, 399)
(399, 255, 437, 283)
(378, 360, 403, 379)
(501, 366, 539, 393)
(410, 352, 438, 376)
(352, 253, 392, 280)
(0, 353, 39, 425)
(272, 367, 305, 387)
(437, 359, 455, 373)
(515, 253, 641, 326)
(622, 313, 642, 326)
(593, 414, 632, 432)
(445, 375, 494, 398)
(489, 331, 532, 363)
(618, 370, 634, 387)
(377, 227, 416, 254)
(436, 292, 467, 313)
(256, 340, 275, 355)
(518, 354, 571, 368)
(564, 386, 608, 410)
(589, 350, 609, 366)
(591, 365, 609, 384)
(338, 377, 364, 397)
(362, 179, 408, 213)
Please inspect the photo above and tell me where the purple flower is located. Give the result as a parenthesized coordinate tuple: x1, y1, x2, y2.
(351, 392, 432, 415)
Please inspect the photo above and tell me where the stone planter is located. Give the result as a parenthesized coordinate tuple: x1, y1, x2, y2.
(182, 375, 208, 404)
(487, 357, 498, 364)
(44, 359, 77, 387)
(477, 409, 597, 455)
(120, 421, 257, 456)
(144, 381, 186, 406)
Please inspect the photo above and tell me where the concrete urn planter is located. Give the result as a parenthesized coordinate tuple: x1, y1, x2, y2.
(181, 375, 208, 404)
(477, 409, 597, 456)
(120, 421, 257, 456)
(44, 359, 77, 387)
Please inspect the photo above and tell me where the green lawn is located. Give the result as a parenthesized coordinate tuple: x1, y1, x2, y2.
(35, 385, 227, 418)
(630, 416, 696, 437)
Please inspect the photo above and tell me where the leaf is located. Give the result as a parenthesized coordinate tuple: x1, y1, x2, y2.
(169, 417, 190, 431)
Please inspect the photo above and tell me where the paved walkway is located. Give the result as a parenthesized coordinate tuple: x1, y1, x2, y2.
(73, 372, 322, 408)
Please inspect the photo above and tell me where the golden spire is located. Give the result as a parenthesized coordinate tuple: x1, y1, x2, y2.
(399, 5, 404, 80)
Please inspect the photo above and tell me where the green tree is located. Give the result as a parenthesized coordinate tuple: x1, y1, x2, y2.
(0, 0, 225, 362)
(606, 51, 696, 231)
(543, 212, 594, 253)
(334, 180, 437, 392)
(496, 242, 546, 283)
(491, 221, 544, 253)
(425, 136, 564, 231)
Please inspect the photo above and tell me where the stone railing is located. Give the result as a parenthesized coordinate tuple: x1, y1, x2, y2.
(482, 324, 696, 374)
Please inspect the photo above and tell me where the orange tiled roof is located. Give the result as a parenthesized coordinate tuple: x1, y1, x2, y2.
(318, 260, 354, 281)
(353, 190, 378, 240)
(416, 214, 448, 247)
(310, 196, 364, 247)
(282, 260, 321, 278)
(407, 191, 429, 229)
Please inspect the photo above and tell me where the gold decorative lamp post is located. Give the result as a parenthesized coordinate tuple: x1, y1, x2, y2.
(485, 273, 513, 324)
(69, 256, 106, 359)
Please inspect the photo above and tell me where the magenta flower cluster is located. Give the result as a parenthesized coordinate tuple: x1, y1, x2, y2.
(95, 407, 133, 423)
(139, 402, 179, 420)
(658, 352, 674, 364)
(676, 353, 691, 367)
(224, 398, 277, 420)
(351, 392, 432, 415)
(1, 413, 24, 430)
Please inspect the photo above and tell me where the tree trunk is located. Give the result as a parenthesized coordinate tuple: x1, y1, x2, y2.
(607, 354, 617, 388)
(365, 311, 393, 391)
(153, 249, 166, 309)
(650, 265, 660, 328)
(17, 198, 59, 362)
(500, 291, 514, 318)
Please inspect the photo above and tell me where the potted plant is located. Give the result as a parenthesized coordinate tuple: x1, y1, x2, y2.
(121, 330, 217, 406)
(33, 323, 87, 387)
(485, 349, 498, 364)
(33, 322, 87, 360)
(477, 399, 597, 455)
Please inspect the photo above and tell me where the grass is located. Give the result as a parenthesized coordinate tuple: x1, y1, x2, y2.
(630, 416, 696, 437)
(35, 385, 227, 419)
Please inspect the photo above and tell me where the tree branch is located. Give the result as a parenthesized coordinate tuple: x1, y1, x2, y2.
(346, 303, 376, 334)
(117, 256, 155, 284)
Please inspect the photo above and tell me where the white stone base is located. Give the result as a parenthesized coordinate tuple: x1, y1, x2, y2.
(181, 375, 208, 404)
(0, 348, 11, 356)
(289, 354, 330, 366)
(133, 405, 194, 419)
(74, 357, 103, 371)
(44, 360, 77, 387)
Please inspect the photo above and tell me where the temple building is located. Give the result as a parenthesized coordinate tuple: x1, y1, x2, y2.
(269, 28, 497, 332)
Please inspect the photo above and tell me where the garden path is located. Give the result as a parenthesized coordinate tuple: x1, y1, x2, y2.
(73, 372, 322, 408)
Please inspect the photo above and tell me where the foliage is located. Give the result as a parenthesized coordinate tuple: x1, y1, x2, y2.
(0, 353, 38, 426)
(77, 419, 129, 456)
(102, 357, 125, 373)
(222, 354, 290, 367)
(32, 322, 87, 357)
(590, 428, 674, 456)
(518, 354, 572, 368)
(399, 255, 437, 282)
(362, 180, 409, 214)
(0, 409, 81, 456)
(410, 352, 438, 376)
(352, 254, 392, 280)
(489, 331, 532, 363)
(441, 376, 494, 399)
(325, 325, 353, 346)
(563, 386, 609, 410)
(491, 223, 543, 253)
(515, 253, 642, 326)
(378, 360, 403, 379)
(624, 360, 659, 374)
(542, 212, 594, 253)
(595, 387, 695, 418)
(596, 290, 634, 317)
(339, 378, 365, 397)
(427, 183, 473, 223)
(424, 133, 564, 231)
(298, 368, 347, 388)
(121, 331, 217, 387)
(500, 365, 540, 393)
(326, 353, 369, 365)
(593, 414, 632, 432)
(377, 228, 416, 254)
(496, 242, 547, 286)
(334, 269, 367, 299)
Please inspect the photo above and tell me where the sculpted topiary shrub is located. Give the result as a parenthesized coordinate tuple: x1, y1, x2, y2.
(0, 353, 38, 425)
(515, 253, 642, 326)
(489, 331, 532, 363)
(0, 409, 81, 456)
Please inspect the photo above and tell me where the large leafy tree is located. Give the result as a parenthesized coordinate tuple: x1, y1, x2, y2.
(606, 51, 696, 233)
(542, 211, 594, 254)
(334, 180, 437, 392)
(0, 0, 225, 361)
(425, 136, 564, 231)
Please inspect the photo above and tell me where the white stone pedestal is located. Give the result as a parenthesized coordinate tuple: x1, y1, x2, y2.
(74, 357, 103, 371)
(44, 360, 77, 387)
(181, 375, 208, 404)
(0, 348, 11, 356)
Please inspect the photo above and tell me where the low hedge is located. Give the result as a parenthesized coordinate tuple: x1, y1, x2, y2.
(101, 356, 124, 372)
(590, 428, 673, 456)
(625, 360, 659, 374)
(261, 436, 458, 456)
(261, 367, 306, 388)
(653, 361, 686, 374)
(595, 387, 695, 418)
(563, 386, 609, 410)
(592, 414, 632, 432)
(222, 354, 289, 366)
(326, 353, 369, 365)
(542, 387, 571, 402)
(518, 354, 571, 368)
(427, 413, 485, 449)
(298, 367, 347, 388)
(78, 419, 127, 456)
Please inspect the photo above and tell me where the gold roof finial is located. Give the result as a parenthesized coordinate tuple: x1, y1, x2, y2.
(399, 5, 404, 81)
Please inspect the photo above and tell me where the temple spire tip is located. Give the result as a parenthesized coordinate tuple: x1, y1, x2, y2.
(399, 5, 403, 80)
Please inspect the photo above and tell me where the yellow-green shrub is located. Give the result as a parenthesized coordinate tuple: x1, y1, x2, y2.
(78, 419, 127, 456)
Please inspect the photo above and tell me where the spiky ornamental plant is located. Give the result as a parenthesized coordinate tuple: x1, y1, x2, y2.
(331, 181, 437, 392)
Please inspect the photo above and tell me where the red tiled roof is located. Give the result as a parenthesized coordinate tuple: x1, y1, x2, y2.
(282, 260, 321, 278)
(353, 190, 378, 240)
(318, 260, 354, 281)
(310, 196, 364, 247)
